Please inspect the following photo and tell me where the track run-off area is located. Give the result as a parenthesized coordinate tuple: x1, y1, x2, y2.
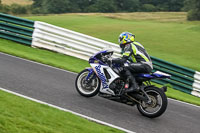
(0, 52, 199, 133)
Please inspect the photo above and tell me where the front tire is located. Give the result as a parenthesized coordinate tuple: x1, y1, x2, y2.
(75, 69, 100, 97)
(137, 86, 168, 118)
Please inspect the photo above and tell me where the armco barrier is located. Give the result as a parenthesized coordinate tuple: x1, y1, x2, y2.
(32, 21, 121, 59)
(151, 57, 200, 96)
(0, 13, 34, 45)
(1, 13, 200, 97)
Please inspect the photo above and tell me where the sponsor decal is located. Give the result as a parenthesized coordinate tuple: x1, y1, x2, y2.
(95, 65, 108, 88)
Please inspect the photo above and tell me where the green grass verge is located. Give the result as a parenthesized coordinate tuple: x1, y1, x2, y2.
(0, 39, 200, 106)
(24, 13, 200, 71)
(0, 89, 123, 133)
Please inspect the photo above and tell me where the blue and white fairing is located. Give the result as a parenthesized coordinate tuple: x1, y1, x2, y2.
(89, 50, 108, 64)
(88, 50, 119, 95)
(87, 50, 171, 95)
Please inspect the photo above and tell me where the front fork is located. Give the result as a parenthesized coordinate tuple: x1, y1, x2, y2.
(85, 68, 96, 84)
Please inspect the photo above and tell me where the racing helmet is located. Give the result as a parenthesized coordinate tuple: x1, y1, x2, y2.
(118, 32, 135, 48)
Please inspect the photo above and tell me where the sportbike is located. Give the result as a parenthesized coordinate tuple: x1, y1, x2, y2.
(75, 50, 170, 118)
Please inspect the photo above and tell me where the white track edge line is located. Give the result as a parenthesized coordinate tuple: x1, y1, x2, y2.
(168, 98, 200, 108)
(0, 52, 77, 75)
(0, 87, 135, 133)
(1, 52, 199, 109)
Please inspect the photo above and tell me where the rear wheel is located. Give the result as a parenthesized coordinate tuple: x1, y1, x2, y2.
(137, 86, 168, 118)
(75, 69, 100, 97)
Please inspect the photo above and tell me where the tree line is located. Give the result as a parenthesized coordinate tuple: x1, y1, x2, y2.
(0, 0, 199, 20)
(31, 0, 185, 13)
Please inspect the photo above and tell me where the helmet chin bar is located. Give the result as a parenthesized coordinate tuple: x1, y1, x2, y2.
(120, 43, 124, 48)
(120, 41, 133, 48)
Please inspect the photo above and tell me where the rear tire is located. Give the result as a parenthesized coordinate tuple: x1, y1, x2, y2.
(137, 86, 168, 118)
(75, 69, 100, 97)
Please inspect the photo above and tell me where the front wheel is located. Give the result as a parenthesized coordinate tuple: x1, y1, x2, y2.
(75, 69, 100, 97)
(137, 86, 168, 118)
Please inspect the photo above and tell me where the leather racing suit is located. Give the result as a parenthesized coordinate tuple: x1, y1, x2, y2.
(112, 41, 153, 92)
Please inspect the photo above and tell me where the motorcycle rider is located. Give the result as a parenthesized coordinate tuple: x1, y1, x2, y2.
(111, 32, 153, 93)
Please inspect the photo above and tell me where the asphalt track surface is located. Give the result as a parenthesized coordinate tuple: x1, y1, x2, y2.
(0, 52, 199, 133)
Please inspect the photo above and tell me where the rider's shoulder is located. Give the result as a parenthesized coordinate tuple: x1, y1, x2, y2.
(132, 41, 144, 48)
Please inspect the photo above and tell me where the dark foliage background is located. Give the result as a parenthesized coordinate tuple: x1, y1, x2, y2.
(0, 0, 199, 20)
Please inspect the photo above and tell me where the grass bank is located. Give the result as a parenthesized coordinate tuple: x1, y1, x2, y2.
(0, 89, 123, 133)
(24, 12, 200, 71)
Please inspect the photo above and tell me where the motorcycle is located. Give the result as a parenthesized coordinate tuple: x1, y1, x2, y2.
(75, 50, 170, 118)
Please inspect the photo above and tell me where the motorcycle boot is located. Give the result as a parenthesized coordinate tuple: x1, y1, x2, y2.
(124, 70, 139, 93)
